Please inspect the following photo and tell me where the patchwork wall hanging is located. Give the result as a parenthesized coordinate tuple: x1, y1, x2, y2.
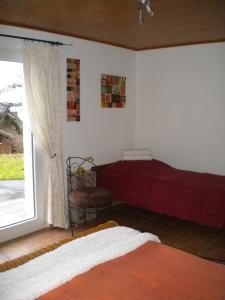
(67, 58, 80, 121)
(101, 74, 126, 108)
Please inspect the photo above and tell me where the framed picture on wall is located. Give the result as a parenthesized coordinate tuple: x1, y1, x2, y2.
(101, 74, 126, 108)
(67, 58, 80, 121)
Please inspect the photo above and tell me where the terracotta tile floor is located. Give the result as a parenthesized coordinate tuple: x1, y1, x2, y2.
(110, 204, 225, 262)
(0, 203, 224, 264)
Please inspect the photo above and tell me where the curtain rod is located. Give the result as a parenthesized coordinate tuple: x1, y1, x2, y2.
(0, 33, 73, 46)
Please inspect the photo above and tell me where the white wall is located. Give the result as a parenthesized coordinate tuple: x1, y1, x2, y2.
(0, 25, 136, 165)
(60, 38, 136, 165)
(135, 43, 225, 175)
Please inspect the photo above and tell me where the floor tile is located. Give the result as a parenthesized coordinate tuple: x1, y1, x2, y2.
(135, 219, 174, 235)
(130, 206, 161, 218)
(210, 234, 225, 249)
(116, 213, 150, 227)
(1, 203, 224, 263)
(199, 247, 225, 261)
(179, 229, 223, 247)
(173, 240, 204, 256)
(109, 204, 132, 219)
(156, 232, 178, 245)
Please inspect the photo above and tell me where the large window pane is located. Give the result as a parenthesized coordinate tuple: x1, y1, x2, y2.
(0, 61, 35, 228)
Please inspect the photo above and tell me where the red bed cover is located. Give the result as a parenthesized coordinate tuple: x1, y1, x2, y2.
(96, 160, 225, 228)
(39, 241, 225, 300)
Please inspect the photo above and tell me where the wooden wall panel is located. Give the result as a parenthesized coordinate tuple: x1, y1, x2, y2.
(0, 0, 224, 50)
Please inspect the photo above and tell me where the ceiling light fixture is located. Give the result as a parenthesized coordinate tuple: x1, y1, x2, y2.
(138, 0, 154, 24)
(138, 8, 144, 25)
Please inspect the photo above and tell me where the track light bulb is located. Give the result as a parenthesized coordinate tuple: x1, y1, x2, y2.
(145, 1, 154, 16)
(138, 9, 144, 24)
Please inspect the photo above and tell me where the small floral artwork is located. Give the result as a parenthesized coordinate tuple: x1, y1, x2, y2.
(101, 74, 126, 108)
(67, 58, 80, 121)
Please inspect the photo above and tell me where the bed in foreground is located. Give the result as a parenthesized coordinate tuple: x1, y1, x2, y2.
(0, 221, 225, 300)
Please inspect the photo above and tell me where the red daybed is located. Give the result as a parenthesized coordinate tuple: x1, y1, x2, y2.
(95, 160, 225, 229)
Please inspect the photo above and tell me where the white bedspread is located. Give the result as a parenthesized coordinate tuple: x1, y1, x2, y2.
(0, 226, 160, 300)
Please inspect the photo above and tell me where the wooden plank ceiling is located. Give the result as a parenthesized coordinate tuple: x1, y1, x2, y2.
(0, 0, 224, 50)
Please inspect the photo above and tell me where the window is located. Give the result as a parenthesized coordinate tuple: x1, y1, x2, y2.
(0, 61, 35, 228)
(0, 40, 47, 242)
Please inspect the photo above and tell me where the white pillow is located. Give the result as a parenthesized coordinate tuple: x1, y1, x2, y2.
(122, 148, 152, 161)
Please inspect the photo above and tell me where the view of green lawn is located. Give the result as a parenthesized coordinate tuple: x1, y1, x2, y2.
(0, 154, 24, 180)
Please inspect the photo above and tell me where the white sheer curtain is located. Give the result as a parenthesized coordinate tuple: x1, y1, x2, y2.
(23, 41, 67, 228)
